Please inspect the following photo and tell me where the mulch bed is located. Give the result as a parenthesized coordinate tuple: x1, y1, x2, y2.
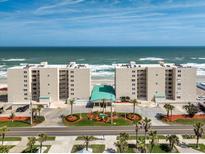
(163, 114, 205, 122)
(87, 112, 118, 123)
(66, 114, 80, 122)
(126, 113, 142, 121)
(0, 116, 30, 121)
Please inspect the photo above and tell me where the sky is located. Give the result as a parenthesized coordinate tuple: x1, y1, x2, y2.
(1, 0, 205, 46)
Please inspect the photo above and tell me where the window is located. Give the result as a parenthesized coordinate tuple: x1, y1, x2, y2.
(71, 84, 74, 87)
(48, 83, 50, 86)
(70, 71, 74, 73)
(156, 82, 158, 85)
(156, 74, 158, 76)
(132, 88, 135, 90)
(24, 98, 28, 100)
(23, 89, 27, 91)
(177, 83, 181, 86)
(24, 93, 27, 96)
(48, 92, 50, 95)
(24, 71, 27, 73)
(70, 75, 74, 78)
(132, 83, 135, 86)
(132, 75, 135, 77)
(47, 74, 50, 77)
(71, 93, 74, 95)
(178, 74, 181, 77)
(131, 79, 135, 82)
(70, 80, 74, 82)
(132, 92, 135, 95)
(71, 88, 74, 91)
(24, 75, 27, 78)
(178, 70, 181, 73)
(24, 84, 27, 87)
(177, 96, 181, 99)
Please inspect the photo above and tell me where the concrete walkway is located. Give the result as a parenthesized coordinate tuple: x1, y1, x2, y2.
(176, 145, 202, 153)
(9, 137, 28, 153)
(48, 136, 76, 153)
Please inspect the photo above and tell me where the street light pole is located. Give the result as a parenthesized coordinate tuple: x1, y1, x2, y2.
(30, 94, 33, 125)
(111, 101, 113, 125)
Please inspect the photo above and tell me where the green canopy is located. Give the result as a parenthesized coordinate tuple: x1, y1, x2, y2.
(90, 85, 115, 102)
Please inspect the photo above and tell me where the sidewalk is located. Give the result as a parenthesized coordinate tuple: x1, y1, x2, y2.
(9, 137, 28, 153)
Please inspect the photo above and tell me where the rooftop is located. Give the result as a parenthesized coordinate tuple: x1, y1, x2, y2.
(9, 61, 89, 70)
(90, 85, 115, 102)
(115, 61, 193, 69)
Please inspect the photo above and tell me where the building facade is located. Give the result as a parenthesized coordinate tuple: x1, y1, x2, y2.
(8, 62, 91, 104)
(115, 61, 196, 103)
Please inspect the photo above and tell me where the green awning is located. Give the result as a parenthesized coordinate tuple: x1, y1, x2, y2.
(90, 85, 115, 102)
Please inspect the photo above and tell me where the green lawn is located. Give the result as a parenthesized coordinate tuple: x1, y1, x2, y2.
(0, 137, 21, 141)
(166, 119, 205, 125)
(0, 145, 14, 153)
(0, 121, 30, 127)
(75, 136, 98, 140)
(189, 144, 205, 153)
(182, 134, 205, 139)
(22, 145, 51, 153)
(63, 113, 134, 126)
(71, 144, 105, 153)
(149, 144, 178, 153)
(46, 136, 56, 141)
(116, 135, 166, 140)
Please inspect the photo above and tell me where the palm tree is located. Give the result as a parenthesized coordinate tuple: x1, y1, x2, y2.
(166, 135, 179, 152)
(137, 137, 146, 153)
(38, 133, 48, 153)
(27, 137, 36, 152)
(69, 99, 75, 116)
(10, 112, 15, 123)
(183, 103, 198, 117)
(114, 133, 129, 153)
(149, 130, 158, 152)
(135, 121, 141, 148)
(102, 99, 106, 113)
(32, 108, 38, 119)
(81, 136, 95, 151)
(37, 105, 44, 116)
(193, 122, 204, 148)
(169, 104, 175, 118)
(130, 99, 138, 114)
(163, 103, 171, 117)
(0, 126, 8, 145)
(141, 117, 151, 143)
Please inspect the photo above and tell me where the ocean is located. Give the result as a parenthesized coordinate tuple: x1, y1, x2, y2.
(0, 47, 205, 80)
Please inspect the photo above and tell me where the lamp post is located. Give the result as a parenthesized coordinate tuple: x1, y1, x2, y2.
(111, 101, 113, 125)
(30, 93, 33, 125)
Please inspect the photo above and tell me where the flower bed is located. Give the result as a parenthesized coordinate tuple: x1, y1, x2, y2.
(126, 113, 142, 121)
(87, 112, 118, 123)
(0, 116, 30, 122)
(163, 114, 205, 122)
(66, 114, 80, 122)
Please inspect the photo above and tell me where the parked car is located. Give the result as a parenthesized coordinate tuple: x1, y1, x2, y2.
(16, 105, 29, 112)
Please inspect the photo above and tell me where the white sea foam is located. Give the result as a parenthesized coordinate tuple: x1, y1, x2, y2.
(198, 58, 205, 60)
(139, 57, 164, 61)
(174, 57, 184, 61)
(1, 58, 26, 62)
(90, 64, 115, 72)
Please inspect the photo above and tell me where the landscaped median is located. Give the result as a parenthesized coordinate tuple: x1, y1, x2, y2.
(0, 116, 45, 127)
(161, 114, 205, 125)
(62, 112, 142, 126)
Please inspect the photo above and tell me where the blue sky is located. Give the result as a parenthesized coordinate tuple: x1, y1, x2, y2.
(1, 0, 205, 46)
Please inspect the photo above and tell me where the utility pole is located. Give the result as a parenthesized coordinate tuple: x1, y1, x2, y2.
(111, 101, 113, 125)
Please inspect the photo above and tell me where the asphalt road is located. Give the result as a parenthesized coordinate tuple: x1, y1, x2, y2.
(7, 125, 198, 136)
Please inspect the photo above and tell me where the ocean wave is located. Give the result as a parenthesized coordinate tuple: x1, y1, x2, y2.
(90, 64, 115, 72)
(92, 72, 114, 77)
(1, 58, 26, 62)
(174, 57, 184, 61)
(139, 57, 164, 61)
(198, 58, 205, 60)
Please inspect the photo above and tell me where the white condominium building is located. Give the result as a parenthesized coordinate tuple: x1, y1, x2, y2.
(8, 62, 91, 103)
(115, 61, 196, 103)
